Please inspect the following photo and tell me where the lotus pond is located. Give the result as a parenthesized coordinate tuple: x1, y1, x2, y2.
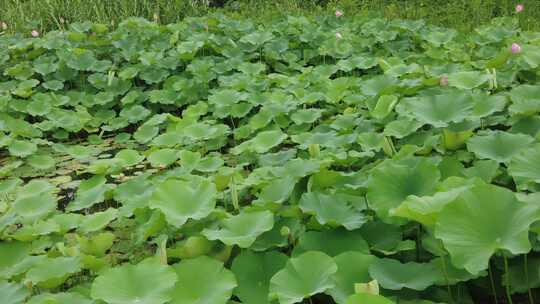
(1, 12, 540, 304)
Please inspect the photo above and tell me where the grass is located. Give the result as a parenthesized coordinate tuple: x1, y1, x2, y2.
(0, 0, 539, 34)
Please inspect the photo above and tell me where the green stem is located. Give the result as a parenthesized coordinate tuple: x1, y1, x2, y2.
(524, 255, 534, 304)
(440, 254, 454, 303)
(503, 255, 514, 304)
(488, 260, 499, 304)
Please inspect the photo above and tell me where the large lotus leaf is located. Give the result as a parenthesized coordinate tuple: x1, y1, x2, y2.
(79, 208, 118, 233)
(0, 281, 29, 304)
(466, 131, 534, 163)
(508, 85, 540, 115)
(202, 210, 274, 248)
(447, 71, 490, 90)
(367, 158, 440, 220)
(269, 251, 338, 304)
(0, 242, 30, 279)
(91, 258, 177, 304)
(345, 293, 395, 304)
(368, 258, 441, 291)
(27, 292, 93, 304)
(68, 175, 111, 211)
(169, 256, 236, 304)
(371, 95, 398, 119)
(293, 229, 370, 257)
(113, 175, 153, 217)
(231, 130, 287, 154)
(8, 140, 37, 157)
(508, 145, 540, 190)
(327, 252, 377, 303)
(148, 148, 180, 168)
(115, 149, 144, 167)
(391, 177, 481, 227)
(231, 251, 288, 304)
(396, 92, 474, 127)
(149, 178, 217, 228)
(25, 257, 82, 288)
(12, 180, 56, 223)
(27, 154, 56, 170)
(434, 183, 540, 275)
(299, 192, 366, 230)
(291, 109, 323, 125)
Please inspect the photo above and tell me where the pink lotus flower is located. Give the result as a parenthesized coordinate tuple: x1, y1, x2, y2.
(1, 22, 7, 31)
(31, 30, 39, 37)
(335, 10, 343, 17)
(440, 75, 449, 86)
(515, 4, 524, 13)
(511, 43, 521, 54)
(335, 32, 342, 39)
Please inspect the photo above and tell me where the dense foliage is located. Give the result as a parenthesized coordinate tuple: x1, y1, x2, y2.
(1, 11, 540, 304)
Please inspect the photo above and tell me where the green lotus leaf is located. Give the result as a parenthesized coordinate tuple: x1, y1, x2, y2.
(27, 292, 93, 304)
(360, 75, 398, 96)
(170, 256, 236, 304)
(134, 124, 159, 144)
(202, 210, 274, 248)
(115, 149, 144, 167)
(447, 71, 490, 90)
(396, 92, 474, 127)
(25, 256, 82, 288)
(196, 156, 224, 172)
(371, 95, 398, 119)
(231, 130, 287, 154)
(8, 140, 37, 157)
(383, 119, 423, 138)
(508, 85, 540, 115)
(368, 258, 441, 291)
(113, 175, 153, 217)
(178, 150, 201, 173)
(466, 131, 534, 163)
(78, 231, 116, 257)
(327, 252, 377, 303)
(345, 293, 395, 304)
(291, 109, 323, 125)
(79, 208, 118, 233)
(299, 192, 366, 230)
(42, 80, 64, 91)
(269, 251, 337, 304)
(12, 180, 56, 223)
(231, 251, 288, 304)
(0, 242, 30, 279)
(91, 258, 177, 304)
(256, 176, 296, 204)
(391, 177, 482, 227)
(27, 154, 56, 170)
(149, 178, 217, 227)
(0, 281, 29, 304)
(27, 98, 52, 116)
(148, 148, 179, 168)
(240, 31, 274, 45)
(293, 229, 370, 257)
(119, 105, 151, 123)
(504, 256, 540, 294)
(68, 175, 112, 211)
(434, 183, 540, 275)
(508, 145, 540, 190)
(367, 157, 440, 220)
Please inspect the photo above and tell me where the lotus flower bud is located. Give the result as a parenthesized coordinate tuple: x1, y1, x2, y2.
(335, 10, 343, 17)
(1, 22, 7, 31)
(31, 30, 39, 37)
(440, 75, 449, 86)
(335, 32, 342, 39)
(516, 4, 524, 13)
(511, 43, 521, 54)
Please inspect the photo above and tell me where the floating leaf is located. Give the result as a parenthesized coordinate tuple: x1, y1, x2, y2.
(25, 257, 82, 288)
(467, 131, 534, 163)
(327, 252, 377, 303)
(299, 192, 366, 230)
(368, 258, 441, 291)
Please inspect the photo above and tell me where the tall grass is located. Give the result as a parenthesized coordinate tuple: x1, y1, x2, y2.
(0, 0, 539, 33)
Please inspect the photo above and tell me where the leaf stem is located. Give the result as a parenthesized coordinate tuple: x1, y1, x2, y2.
(524, 255, 534, 304)
(440, 254, 454, 303)
(488, 260, 499, 304)
(503, 255, 513, 304)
